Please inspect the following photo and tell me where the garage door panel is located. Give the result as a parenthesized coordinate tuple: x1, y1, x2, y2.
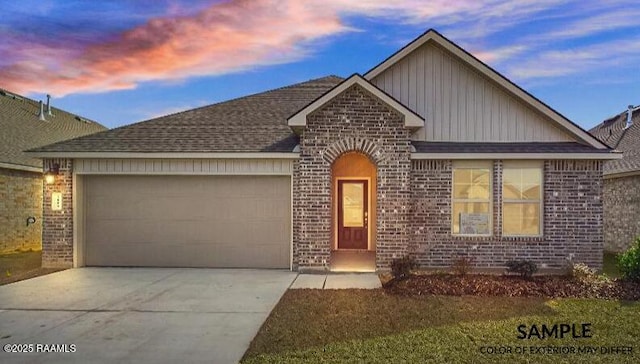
(141, 198, 208, 220)
(84, 175, 290, 268)
(255, 199, 289, 219)
(87, 219, 277, 250)
(90, 242, 221, 267)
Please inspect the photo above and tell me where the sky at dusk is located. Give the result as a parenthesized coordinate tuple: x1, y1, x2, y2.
(2, 0, 639, 130)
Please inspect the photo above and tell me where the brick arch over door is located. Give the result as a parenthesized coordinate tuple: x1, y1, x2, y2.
(323, 137, 386, 165)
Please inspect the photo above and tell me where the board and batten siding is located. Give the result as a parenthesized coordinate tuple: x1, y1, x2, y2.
(74, 158, 294, 175)
(371, 43, 573, 143)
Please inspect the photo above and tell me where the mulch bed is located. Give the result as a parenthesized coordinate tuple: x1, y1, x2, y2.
(0, 268, 65, 286)
(0, 251, 65, 286)
(384, 274, 640, 301)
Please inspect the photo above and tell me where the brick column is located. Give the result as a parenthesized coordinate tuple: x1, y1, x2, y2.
(42, 158, 74, 268)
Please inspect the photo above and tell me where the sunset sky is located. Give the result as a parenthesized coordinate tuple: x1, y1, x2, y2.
(2, 0, 639, 129)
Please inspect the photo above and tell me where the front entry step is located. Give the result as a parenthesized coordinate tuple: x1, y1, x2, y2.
(330, 250, 376, 272)
(290, 273, 381, 289)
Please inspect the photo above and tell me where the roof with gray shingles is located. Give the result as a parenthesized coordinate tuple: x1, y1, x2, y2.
(0, 90, 106, 169)
(30, 76, 344, 154)
(412, 142, 609, 154)
(590, 107, 640, 175)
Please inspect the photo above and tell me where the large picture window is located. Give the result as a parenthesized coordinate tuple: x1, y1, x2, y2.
(452, 161, 492, 235)
(502, 161, 543, 236)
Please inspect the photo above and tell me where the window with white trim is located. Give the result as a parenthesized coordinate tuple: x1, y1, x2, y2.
(452, 161, 492, 236)
(502, 161, 543, 236)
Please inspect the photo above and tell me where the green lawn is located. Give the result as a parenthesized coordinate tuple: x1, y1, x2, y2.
(243, 290, 640, 363)
(603, 251, 621, 278)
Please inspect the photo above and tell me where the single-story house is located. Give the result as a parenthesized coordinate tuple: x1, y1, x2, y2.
(29, 29, 620, 272)
(590, 105, 640, 252)
(0, 90, 106, 253)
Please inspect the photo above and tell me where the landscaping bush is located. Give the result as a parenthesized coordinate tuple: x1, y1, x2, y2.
(618, 237, 640, 282)
(570, 262, 597, 281)
(568, 262, 612, 294)
(390, 255, 417, 280)
(505, 260, 538, 279)
(451, 256, 474, 276)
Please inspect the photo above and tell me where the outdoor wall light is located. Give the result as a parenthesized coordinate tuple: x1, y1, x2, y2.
(44, 163, 60, 184)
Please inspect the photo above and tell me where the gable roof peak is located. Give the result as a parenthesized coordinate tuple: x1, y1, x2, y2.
(287, 73, 423, 132)
(364, 28, 610, 150)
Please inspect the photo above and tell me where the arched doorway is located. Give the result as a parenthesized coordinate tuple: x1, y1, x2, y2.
(331, 152, 376, 271)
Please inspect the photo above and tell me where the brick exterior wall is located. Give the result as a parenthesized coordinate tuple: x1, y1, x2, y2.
(603, 175, 640, 252)
(294, 84, 412, 271)
(41, 158, 74, 268)
(410, 159, 604, 271)
(0, 168, 42, 253)
(38, 89, 606, 273)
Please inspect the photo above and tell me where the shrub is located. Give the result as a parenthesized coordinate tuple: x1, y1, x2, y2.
(451, 256, 474, 276)
(618, 237, 640, 282)
(390, 255, 417, 280)
(568, 262, 611, 293)
(505, 260, 538, 279)
(571, 262, 597, 281)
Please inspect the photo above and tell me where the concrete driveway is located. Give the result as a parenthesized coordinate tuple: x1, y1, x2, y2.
(0, 268, 297, 364)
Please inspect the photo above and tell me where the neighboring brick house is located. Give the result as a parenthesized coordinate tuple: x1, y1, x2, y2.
(590, 105, 640, 252)
(29, 29, 619, 271)
(0, 90, 106, 253)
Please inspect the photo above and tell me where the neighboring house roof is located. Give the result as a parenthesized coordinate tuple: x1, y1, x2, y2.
(590, 106, 640, 176)
(365, 29, 611, 150)
(288, 74, 424, 132)
(29, 76, 343, 154)
(0, 89, 106, 171)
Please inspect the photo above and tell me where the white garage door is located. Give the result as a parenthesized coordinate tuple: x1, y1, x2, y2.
(84, 175, 290, 268)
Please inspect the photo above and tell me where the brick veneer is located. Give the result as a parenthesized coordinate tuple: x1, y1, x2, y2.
(42, 158, 74, 268)
(294, 84, 412, 271)
(603, 175, 640, 252)
(38, 89, 606, 272)
(410, 159, 604, 270)
(0, 168, 42, 253)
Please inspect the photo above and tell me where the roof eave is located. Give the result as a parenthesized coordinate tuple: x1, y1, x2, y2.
(411, 152, 622, 160)
(0, 161, 42, 173)
(24, 151, 301, 159)
(604, 170, 640, 179)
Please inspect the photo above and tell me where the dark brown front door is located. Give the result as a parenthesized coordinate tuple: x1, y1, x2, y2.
(338, 180, 368, 249)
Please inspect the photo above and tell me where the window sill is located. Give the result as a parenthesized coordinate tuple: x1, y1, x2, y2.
(451, 235, 494, 241)
(450, 235, 546, 242)
(501, 235, 545, 242)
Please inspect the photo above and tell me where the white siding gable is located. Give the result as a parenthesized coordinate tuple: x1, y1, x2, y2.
(371, 43, 573, 143)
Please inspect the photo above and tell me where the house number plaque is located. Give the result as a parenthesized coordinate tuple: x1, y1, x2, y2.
(51, 192, 63, 211)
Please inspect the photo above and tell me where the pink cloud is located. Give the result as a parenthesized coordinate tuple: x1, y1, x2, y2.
(1, 0, 518, 96)
(3, 0, 635, 96)
(0, 0, 347, 96)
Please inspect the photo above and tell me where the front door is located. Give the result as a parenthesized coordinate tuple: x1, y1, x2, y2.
(338, 180, 368, 249)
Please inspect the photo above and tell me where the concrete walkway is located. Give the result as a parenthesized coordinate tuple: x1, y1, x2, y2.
(290, 273, 381, 289)
(0, 268, 296, 364)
